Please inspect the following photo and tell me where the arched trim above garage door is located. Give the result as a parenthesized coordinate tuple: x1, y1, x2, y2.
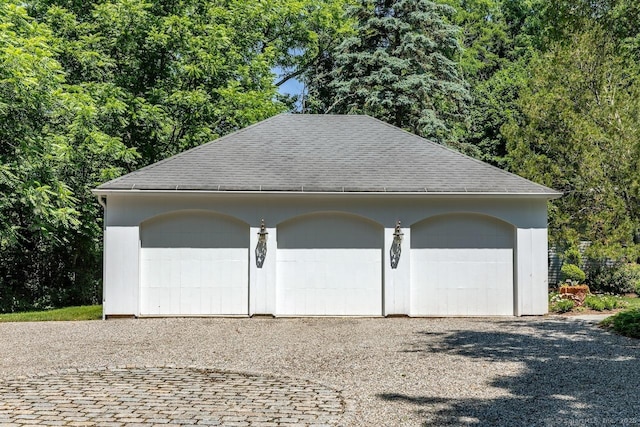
(139, 210, 249, 316)
(276, 212, 384, 316)
(277, 211, 383, 249)
(410, 213, 515, 249)
(140, 210, 249, 248)
(410, 213, 516, 316)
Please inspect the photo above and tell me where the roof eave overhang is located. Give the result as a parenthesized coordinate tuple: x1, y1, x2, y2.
(92, 188, 563, 200)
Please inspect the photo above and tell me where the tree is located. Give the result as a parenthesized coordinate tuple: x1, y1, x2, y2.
(30, 0, 356, 163)
(32, 0, 292, 164)
(305, 0, 470, 145)
(439, 0, 545, 165)
(1, 0, 353, 311)
(504, 28, 640, 259)
(0, 0, 136, 311)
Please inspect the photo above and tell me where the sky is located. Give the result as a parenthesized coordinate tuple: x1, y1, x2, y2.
(274, 67, 305, 111)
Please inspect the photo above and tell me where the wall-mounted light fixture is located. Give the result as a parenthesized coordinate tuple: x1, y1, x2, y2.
(255, 219, 268, 268)
(390, 220, 403, 269)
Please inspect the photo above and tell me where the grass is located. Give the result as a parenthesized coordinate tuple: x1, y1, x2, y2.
(0, 305, 102, 322)
(601, 308, 640, 339)
(620, 295, 640, 309)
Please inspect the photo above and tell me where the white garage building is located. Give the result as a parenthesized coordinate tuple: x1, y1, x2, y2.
(94, 114, 561, 318)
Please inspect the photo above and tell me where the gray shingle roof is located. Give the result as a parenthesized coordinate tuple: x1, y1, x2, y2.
(96, 114, 560, 195)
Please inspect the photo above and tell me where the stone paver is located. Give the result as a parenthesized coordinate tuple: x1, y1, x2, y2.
(0, 367, 344, 426)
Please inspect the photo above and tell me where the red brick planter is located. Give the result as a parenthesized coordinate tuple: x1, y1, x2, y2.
(559, 285, 590, 306)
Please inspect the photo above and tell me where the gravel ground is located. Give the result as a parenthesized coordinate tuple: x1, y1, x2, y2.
(1, 316, 639, 426)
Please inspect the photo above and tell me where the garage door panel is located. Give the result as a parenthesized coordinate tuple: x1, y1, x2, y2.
(411, 248, 513, 316)
(142, 289, 159, 315)
(412, 216, 513, 250)
(140, 212, 249, 316)
(276, 247, 382, 316)
(411, 214, 514, 316)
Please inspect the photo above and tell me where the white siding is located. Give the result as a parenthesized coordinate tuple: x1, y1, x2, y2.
(104, 226, 139, 315)
(384, 227, 411, 316)
(516, 227, 549, 315)
(101, 193, 551, 317)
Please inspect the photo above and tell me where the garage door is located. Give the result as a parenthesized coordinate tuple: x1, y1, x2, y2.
(140, 211, 249, 316)
(410, 214, 514, 316)
(276, 213, 383, 316)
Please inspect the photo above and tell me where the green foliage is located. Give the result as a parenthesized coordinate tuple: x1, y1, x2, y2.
(560, 264, 586, 284)
(601, 308, 640, 339)
(505, 27, 640, 252)
(549, 292, 626, 313)
(1, 0, 346, 312)
(0, 305, 102, 322)
(0, 0, 136, 312)
(34, 0, 300, 162)
(550, 298, 575, 313)
(562, 247, 582, 266)
(622, 296, 640, 308)
(439, 0, 544, 163)
(588, 263, 640, 295)
(305, 0, 470, 144)
(584, 295, 625, 311)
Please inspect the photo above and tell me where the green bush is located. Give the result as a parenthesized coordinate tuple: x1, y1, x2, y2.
(588, 263, 640, 295)
(562, 247, 582, 266)
(551, 299, 575, 313)
(601, 308, 640, 338)
(584, 295, 626, 311)
(584, 295, 606, 311)
(561, 263, 586, 284)
(603, 296, 622, 310)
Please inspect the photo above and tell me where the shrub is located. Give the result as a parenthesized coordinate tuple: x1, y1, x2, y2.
(601, 308, 640, 338)
(588, 263, 640, 295)
(602, 296, 622, 310)
(584, 295, 626, 311)
(551, 299, 575, 313)
(584, 295, 606, 311)
(562, 247, 582, 266)
(561, 263, 586, 284)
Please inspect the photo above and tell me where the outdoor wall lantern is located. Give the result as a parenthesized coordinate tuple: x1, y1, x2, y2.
(255, 219, 268, 268)
(390, 220, 403, 269)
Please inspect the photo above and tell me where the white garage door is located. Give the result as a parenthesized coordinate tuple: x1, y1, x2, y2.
(140, 211, 249, 316)
(276, 213, 383, 316)
(410, 214, 514, 316)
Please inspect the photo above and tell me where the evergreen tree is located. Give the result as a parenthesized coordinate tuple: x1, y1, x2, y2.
(504, 28, 640, 259)
(312, 0, 470, 144)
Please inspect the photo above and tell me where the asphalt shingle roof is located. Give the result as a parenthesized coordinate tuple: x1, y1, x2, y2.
(97, 114, 560, 195)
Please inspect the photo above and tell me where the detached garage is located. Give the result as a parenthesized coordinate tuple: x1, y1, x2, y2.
(94, 114, 561, 318)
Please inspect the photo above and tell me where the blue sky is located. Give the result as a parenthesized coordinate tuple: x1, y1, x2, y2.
(274, 66, 304, 110)
(279, 77, 304, 99)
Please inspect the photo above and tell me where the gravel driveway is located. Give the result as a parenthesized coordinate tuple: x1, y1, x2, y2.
(1, 317, 639, 426)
